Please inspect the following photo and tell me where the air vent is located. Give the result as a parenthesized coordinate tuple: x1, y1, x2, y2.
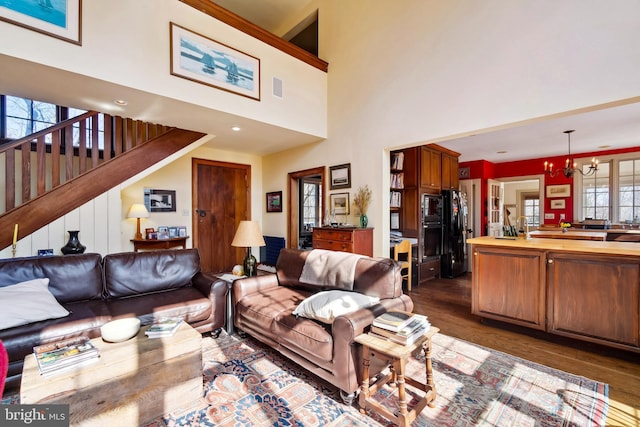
(272, 77, 283, 98)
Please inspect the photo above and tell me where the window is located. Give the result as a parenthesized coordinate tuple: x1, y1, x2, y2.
(618, 159, 640, 222)
(523, 195, 540, 227)
(301, 177, 322, 229)
(4, 96, 57, 140)
(581, 161, 611, 220)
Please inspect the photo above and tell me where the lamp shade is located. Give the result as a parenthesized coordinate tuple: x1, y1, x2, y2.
(231, 221, 266, 247)
(127, 203, 149, 219)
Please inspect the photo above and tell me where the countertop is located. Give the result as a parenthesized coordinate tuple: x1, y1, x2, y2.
(528, 230, 607, 241)
(467, 235, 640, 256)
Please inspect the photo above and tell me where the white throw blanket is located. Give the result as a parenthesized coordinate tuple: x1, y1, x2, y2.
(299, 249, 364, 290)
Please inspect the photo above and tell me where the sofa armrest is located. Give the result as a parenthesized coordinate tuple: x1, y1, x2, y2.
(192, 272, 228, 301)
(232, 274, 280, 305)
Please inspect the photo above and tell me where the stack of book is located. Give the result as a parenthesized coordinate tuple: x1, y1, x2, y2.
(145, 317, 183, 338)
(370, 311, 431, 345)
(34, 336, 100, 376)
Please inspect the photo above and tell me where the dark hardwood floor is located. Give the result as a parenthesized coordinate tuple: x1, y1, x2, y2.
(408, 273, 640, 427)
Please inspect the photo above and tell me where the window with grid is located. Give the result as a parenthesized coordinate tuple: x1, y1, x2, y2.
(581, 161, 610, 220)
(302, 179, 322, 228)
(618, 159, 640, 223)
(523, 196, 540, 226)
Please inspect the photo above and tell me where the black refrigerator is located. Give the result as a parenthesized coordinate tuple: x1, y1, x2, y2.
(441, 189, 467, 278)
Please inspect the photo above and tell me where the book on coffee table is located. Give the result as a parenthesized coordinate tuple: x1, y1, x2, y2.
(145, 318, 183, 338)
(33, 336, 100, 375)
(372, 311, 417, 332)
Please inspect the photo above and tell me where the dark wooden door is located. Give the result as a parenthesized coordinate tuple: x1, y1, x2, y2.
(192, 159, 250, 273)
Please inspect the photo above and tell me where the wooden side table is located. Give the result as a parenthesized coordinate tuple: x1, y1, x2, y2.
(130, 237, 188, 252)
(355, 326, 439, 427)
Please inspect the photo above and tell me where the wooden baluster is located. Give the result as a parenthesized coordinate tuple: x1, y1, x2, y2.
(65, 123, 74, 182)
(114, 116, 123, 156)
(91, 113, 100, 167)
(103, 114, 112, 161)
(79, 118, 87, 174)
(5, 148, 16, 211)
(125, 118, 134, 151)
(51, 130, 61, 187)
(37, 135, 46, 196)
(21, 141, 31, 203)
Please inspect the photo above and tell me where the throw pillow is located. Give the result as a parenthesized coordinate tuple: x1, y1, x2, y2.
(292, 290, 380, 324)
(0, 278, 70, 330)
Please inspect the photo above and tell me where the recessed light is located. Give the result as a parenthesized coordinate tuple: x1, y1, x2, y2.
(598, 145, 611, 149)
(497, 150, 508, 154)
(231, 126, 241, 132)
(113, 99, 128, 106)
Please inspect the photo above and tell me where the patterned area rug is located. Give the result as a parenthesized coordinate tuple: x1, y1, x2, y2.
(2, 331, 608, 426)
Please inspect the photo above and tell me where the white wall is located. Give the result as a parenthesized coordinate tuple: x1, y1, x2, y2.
(264, 0, 640, 256)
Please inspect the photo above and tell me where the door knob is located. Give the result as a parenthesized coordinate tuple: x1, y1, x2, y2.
(195, 209, 207, 217)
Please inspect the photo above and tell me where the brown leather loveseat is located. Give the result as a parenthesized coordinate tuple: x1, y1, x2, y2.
(0, 248, 227, 391)
(233, 248, 413, 403)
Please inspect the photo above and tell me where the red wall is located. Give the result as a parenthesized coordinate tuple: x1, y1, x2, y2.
(461, 146, 640, 233)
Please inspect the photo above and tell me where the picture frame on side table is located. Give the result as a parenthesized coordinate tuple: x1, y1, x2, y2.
(0, 0, 82, 45)
(266, 191, 283, 212)
(329, 163, 351, 190)
(546, 184, 571, 198)
(170, 22, 260, 100)
(330, 193, 350, 215)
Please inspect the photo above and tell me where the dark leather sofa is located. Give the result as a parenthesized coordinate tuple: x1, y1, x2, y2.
(0, 248, 227, 391)
(233, 248, 413, 403)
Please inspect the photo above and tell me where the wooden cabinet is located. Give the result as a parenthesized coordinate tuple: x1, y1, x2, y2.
(469, 237, 640, 353)
(472, 246, 546, 329)
(547, 252, 640, 348)
(312, 227, 373, 256)
(441, 153, 459, 190)
(420, 146, 442, 192)
(419, 257, 441, 282)
(390, 148, 419, 236)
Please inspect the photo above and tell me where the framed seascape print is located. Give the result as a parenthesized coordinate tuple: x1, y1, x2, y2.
(266, 191, 282, 213)
(170, 22, 260, 100)
(550, 199, 566, 209)
(144, 188, 176, 213)
(329, 163, 351, 190)
(330, 193, 350, 215)
(546, 184, 571, 198)
(0, 0, 82, 45)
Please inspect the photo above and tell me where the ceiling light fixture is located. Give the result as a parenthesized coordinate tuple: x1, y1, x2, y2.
(544, 130, 598, 178)
(231, 126, 241, 132)
(113, 99, 128, 106)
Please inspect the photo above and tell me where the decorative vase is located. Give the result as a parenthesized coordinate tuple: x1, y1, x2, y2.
(61, 230, 86, 255)
(359, 214, 368, 228)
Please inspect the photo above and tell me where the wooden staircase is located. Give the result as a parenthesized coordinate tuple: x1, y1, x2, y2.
(0, 111, 205, 249)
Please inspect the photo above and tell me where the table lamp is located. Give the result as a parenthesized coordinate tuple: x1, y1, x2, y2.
(127, 203, 150, 240)
(231, 220, 266, 277)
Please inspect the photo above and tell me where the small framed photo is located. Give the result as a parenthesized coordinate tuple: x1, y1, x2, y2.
(144, 188, 176, 212)
(329, 163, 351, 190)
(330, 192, 350, 215)
(148, 232, 158, 240)
(546, 184, 571, 198)
(145, 228, 155, 239)
(37, 249, 54, 257)
(550, 199, 566, 209)
(178, 226, 187, 237)
(157, 226, 169, 240)
(168, 227, 179, 238)
(266, 191, 283, 213)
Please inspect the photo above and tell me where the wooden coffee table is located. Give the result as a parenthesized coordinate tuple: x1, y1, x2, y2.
(20, 322, 203, 426)
(355, 326, 439, 427)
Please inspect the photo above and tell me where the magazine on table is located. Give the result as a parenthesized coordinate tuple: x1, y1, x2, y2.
(33, 336, 100, 375)
(370, 314, 431, 345)
(145, 317, 183, 338)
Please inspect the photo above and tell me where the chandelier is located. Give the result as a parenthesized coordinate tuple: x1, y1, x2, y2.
(543, 130, 598, 178)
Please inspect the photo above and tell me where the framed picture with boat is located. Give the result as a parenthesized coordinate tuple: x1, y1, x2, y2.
(169, 22, 260, 100)
(0, 0, 82, 45)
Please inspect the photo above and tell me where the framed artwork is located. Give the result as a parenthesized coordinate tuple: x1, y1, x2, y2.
(157, 226, 169, 240)
(330, 192, 350, 215)
(266, 191, 282, 213)
(550, 199, 566, 209)
(178, 226, 187, 237)
(546, 184, 571, 198)
(329, 163, 351, 190)
(145, 228, 155, 239)
(170, 22, 260, 100)
(0, 0, 82, 45)
(144, 188, 176, 212)
(168, 227, 179, 238)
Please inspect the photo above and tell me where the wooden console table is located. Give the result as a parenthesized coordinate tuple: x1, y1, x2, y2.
(355, 326, 439, 426)
(130, 237, 188, 252)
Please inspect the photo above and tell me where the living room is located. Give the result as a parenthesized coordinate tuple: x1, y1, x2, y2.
(1, 1, 640, 425)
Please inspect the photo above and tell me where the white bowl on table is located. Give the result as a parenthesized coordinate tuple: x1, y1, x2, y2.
(100, 318, 141, 343)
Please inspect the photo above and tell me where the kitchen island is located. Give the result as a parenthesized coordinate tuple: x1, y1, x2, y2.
(467, 236, 640, 353)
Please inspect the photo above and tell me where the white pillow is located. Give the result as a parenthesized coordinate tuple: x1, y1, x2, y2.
(292, 290, 380, 324)
(0, 278, 70, 330)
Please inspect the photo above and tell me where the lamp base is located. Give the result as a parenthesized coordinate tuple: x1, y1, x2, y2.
(243, 249, 257, 277)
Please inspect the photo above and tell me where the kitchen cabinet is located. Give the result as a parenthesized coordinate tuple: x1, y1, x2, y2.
(441, 153, 459, 190)
(420, 146, 442, 192)
(312, 227, 373, 256)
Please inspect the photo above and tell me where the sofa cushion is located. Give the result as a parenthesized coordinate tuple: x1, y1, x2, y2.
(103, 249, 200, 298)
(292, 290, 379, 324)
(106, 287, 212, 325)
(0, 278, 69, 330)
(0, 253, 104, 303)
(274, 314, 334, 363)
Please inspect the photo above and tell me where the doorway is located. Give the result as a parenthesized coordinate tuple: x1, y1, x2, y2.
(287, 166, 325, 249)
(192, 158, 250, 273)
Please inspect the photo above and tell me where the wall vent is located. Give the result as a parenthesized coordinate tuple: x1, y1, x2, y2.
(272, 77, 283, 98)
